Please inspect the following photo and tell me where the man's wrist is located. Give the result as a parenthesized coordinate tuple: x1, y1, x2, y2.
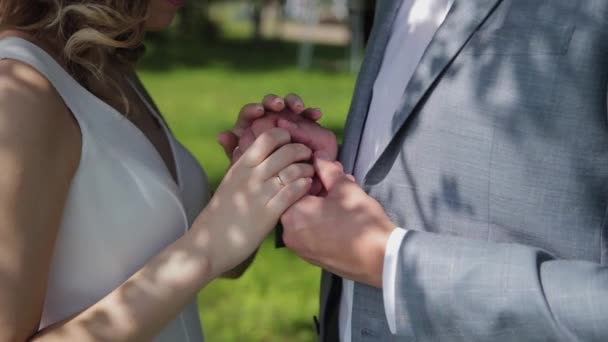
(366, 224, 399, 288)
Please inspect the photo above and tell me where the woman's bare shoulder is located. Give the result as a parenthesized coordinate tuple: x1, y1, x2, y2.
(0, 58, 81, 169)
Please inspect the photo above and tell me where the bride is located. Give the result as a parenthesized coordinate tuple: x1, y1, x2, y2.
(0, 0, 319, 340)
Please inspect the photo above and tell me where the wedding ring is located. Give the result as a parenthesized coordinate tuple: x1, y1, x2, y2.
(275, 175, 285, 187)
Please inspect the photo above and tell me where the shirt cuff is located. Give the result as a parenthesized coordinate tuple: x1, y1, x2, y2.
(382, 227, 407, 335)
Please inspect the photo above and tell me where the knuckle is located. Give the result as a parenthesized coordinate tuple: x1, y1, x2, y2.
(285, 184, 300, 200)
(244, 151, 264, 168)
(281, 226, 299, 249)
(282, 184, 304, 204)
(289, 178, 306, 192)
(258, 130, 273, 142)
(281, 210, 294, 227)
(246, 177, 261, 191)
(282, 165, 297, 179)
(301, 145, 313, 157)
(246, 146, 262, 160)
(279, 184, 295, 199)
(256, 131, 276, 148)
(283, 232, 297, 250)
(250, 164, 265, 179)
(289, 164, 311, 179)
(251, 183, 263, 194)
(271, 128, 291, 143)
(288, 143, 311, 158)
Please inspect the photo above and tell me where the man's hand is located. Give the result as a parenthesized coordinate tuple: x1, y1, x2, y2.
(238, 111, 337, 159)
(280, 155, 396, 288)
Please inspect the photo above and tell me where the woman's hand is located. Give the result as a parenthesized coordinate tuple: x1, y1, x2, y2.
(194, 128, 314, 277)
(237, 111, 338, 195)
(214, 94, 324, 278)
(219, 94, 338, 195)
(238, 110, 338, 160)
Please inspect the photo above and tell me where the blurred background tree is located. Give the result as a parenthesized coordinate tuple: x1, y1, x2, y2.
(138, 1, 375, 340)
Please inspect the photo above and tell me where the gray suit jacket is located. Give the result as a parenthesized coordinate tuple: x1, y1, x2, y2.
(319, 0, 608, 341)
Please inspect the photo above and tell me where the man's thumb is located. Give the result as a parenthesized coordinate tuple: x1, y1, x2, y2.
(314, 152, 346, 191)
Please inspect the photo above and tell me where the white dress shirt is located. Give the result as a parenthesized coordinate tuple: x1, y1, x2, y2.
(339, 0, 455, 340)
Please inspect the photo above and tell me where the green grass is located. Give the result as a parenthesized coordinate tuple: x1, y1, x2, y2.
(138, 37, 355, 341)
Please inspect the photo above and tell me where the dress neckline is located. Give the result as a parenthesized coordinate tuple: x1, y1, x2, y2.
(127, 76, 181, 186)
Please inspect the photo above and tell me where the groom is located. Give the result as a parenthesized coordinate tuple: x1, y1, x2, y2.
(221, 0, 608, 341)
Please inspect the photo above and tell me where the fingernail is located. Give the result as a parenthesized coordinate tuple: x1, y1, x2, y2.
(256, 105, 264, 113)
(275, 99, 284, 106)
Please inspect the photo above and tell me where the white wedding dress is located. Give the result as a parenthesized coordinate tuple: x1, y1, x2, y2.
(0, 36, 209, 341)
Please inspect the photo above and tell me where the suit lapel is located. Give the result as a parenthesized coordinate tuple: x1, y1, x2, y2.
(319, 1, 404, 339)
(339, 0, 404, 174)
(365, 0, 504, 177)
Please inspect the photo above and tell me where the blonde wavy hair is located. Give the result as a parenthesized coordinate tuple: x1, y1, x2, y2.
(0, 0, 150, 113)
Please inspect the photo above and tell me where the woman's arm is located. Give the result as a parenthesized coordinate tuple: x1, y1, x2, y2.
(0, 60, 82, 342)
(34, 219, 216, 341)
(0, 61, 314, 342)
(34, 128, 314, 342)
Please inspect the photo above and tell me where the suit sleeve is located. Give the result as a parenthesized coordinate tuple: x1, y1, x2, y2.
(391, 230, 608, 341)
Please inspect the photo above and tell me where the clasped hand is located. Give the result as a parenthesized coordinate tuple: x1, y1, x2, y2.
(198, 127, 313, 278)
(219, 94, 396, 288)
